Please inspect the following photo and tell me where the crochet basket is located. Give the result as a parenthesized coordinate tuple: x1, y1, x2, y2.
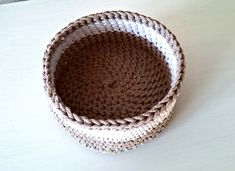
(43, 11, 185, 153)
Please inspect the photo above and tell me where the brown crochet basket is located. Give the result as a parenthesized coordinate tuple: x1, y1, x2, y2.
(43, 11, 185, 153)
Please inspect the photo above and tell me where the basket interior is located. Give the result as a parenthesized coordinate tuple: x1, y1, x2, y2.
(51, 18, 178, 120)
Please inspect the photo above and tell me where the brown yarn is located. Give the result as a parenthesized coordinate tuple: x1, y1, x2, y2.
(55, 31, 171, 120)
(43, 11, 185, 153)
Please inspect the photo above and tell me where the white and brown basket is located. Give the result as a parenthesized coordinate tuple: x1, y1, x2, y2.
(43, 11, 185, 153)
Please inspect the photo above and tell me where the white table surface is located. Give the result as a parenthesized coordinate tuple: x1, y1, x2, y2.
(0, 0, 235, 170)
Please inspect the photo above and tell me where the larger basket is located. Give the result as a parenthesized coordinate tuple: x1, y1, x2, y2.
(43, 11, 185, 153)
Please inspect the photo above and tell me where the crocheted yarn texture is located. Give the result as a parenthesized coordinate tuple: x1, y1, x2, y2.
(43, 11, 185, 153)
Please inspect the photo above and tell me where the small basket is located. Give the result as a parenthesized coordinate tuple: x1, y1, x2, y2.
(43, 11, 185, 153)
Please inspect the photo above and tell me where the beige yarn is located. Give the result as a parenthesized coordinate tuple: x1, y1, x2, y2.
(43, 11, 185, 153)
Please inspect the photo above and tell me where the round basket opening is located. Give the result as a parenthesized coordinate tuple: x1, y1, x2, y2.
(47, 15, 181, 121)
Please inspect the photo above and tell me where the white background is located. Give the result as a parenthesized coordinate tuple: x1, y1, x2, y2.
(0, 0, 235, 170)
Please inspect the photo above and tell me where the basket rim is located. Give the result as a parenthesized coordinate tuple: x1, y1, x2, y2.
(43, 10, 185, 127)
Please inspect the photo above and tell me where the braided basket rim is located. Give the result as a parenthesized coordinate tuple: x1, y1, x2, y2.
(43, 10, 185, 127)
